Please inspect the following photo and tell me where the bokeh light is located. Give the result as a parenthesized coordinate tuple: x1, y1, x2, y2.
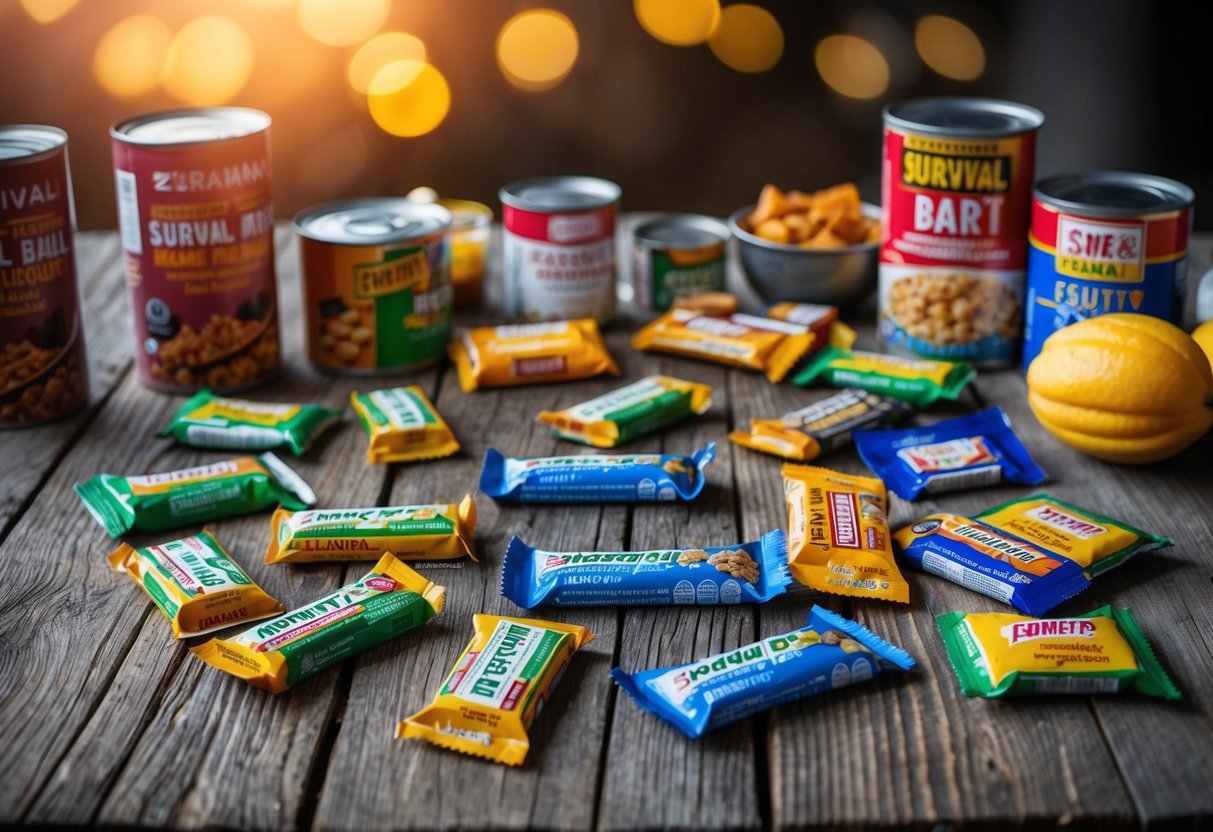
(815, 35, 890, 99)
(298, 0, 389, 47)
(161, 17, 255, 106)
(496, 10, 579, 91)
(367, 60, 450, 137)
(708, 4, 783, 73)
(349, 32, 427, 94)
(93, 15, 172, 98)
(634, 0, 721, 46)
(915, 15, 985, 81)
(19, 0, 76, 24)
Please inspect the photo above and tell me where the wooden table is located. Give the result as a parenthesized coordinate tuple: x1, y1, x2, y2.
(2, 221, 1211, 832)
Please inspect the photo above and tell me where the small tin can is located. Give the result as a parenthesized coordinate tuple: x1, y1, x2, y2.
(437, 198, 492, 308)
(500, 175, 621, 323)
(1023, 171, 1194, 368)
(632, 214, 729, 312)
(0, 125, 89, 427)
(111, 107, 279, 393)
(879, 97, 1044, 366)
(295, 198, 452, 374)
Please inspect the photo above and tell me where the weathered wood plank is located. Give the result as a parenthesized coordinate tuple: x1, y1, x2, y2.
(598, 353, 764, 832)
(0, 233, 126, 540)
(313, 329, 634, 832)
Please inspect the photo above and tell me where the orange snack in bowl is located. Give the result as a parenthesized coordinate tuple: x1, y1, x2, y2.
(745, 183, 878, 248)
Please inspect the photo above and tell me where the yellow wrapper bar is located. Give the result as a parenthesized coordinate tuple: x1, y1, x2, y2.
(109, 529, 284, 639)
(351, 386, 459, 464)
(937, 606, 1181, 699)
(536, 375, 713, 448)
(782, 464, 909, 603)
(762, 303, 857, 353)
(266, 495, 477, 563)
(631, 308, 813, 383)
(191, 553, 445, 693)
(399, 613, 594, 766)
(447, 319, 620, 392)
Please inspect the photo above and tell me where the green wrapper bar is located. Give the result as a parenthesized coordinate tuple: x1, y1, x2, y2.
(158, 389, 342, 455)
(792, 346, 973, 407)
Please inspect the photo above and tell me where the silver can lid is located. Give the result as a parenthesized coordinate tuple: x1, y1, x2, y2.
(294, 198, 452, 245)
(111, 107, 271, 145)
(0, 125, 67, 163)
(1035, 171, 1194, 218)
(634, 214, 729, 249)
(883, 97, 1044, 138)
(500, 175, 621, 212)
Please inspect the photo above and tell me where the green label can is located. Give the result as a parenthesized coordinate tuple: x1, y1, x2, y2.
(632, 214, 729, 311)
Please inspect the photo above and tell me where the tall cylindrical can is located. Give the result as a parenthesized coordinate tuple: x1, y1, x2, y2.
(1023, 171, 1194, 368)
(294, 198, 452, 374)
(499, 175, 620, 324)
(111, 107, 279, 393)
(878, 97, 1044, 366)
(0, 125, 89, 428)
(632, 214, 729, 312)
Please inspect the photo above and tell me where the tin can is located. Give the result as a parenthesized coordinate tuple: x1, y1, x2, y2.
(0, 125, 89, 428)
(111, 107, 279, 393)
(437, 198, 492, 308)
(295, 198, 452, 374)
(878, 97, 1044, 366)
(1023, 171, 1194, 368)
(632, 214, 729, 312)
(500, 175, 621, 323)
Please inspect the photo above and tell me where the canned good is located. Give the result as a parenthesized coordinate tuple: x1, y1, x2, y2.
(1, 125, 89, 428)
(111, 107, 279, 393)
(295, 198, 452, 374)
(500, 175, 620, 323)
(437, 198, 492, 308)
(1023, 171, 1194, 368)
(878, 97, 1044, 366)
(632, 214, 728, 312)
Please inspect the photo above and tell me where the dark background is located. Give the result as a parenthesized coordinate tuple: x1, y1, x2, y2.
(1, 0, 1204, 230)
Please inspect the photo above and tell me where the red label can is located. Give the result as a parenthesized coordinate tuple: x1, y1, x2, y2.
(499, 175, 620, 324)
(111, 107, 279, 393)
(878, 97, 1044, 366)
(0, 125, 89, 427)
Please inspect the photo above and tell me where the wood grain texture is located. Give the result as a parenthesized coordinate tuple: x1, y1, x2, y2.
(0, 233, 126, 541)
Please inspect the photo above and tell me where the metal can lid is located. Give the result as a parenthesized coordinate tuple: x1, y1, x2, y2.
(883, 97, 1044, 138)
(500, 175, 621, 212)
(0, 125, 67, 163)
(111, 107, 271, 145)
(1035, 170, 1194, 218)
(633, 214, 729, 249)
(293, 198, 452, 245)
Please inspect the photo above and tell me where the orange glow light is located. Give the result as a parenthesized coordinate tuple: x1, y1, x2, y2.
(915, 15, 986, 81)
(161, 17, 255, 106)
(634, 0, 720, 46)
(93, 15, 173, 98)
(298, 0, 389, 47)
(709, 4, 783, 73)
(19, 0, 77, 24)
(815, 35, 890, 99)
(368, 60, 450, 138)
(496, 10, 579, 91)
(349, 32, 427, 94)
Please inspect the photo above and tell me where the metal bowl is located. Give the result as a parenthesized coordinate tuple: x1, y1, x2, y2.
(728, 203, 880, 309)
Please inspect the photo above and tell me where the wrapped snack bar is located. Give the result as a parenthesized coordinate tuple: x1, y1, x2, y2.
(399, 614, 593, 766)
(191, 553, 444, 693)
(937, 606, 1180, 699)
(631, 308, 813, 382)
(448, 319, 619, 392)
(612, 604, 915, 738)
(158, 389, 342, 455)
(763, 302, 857, 353)
(75, 452, 315, 538)
(109, 529, 283, 639)
(854, 407, 1047, 500)
(501, 529, 789, 608)
(793, 346, 973, 406)
(537, 375, 712, 448)
(783, 464, 909, 603)
(480, 444, 715, 503)
(266, 495, 477, 563)
(351, 386, 459, 464)
(730, 388, 911, 461)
